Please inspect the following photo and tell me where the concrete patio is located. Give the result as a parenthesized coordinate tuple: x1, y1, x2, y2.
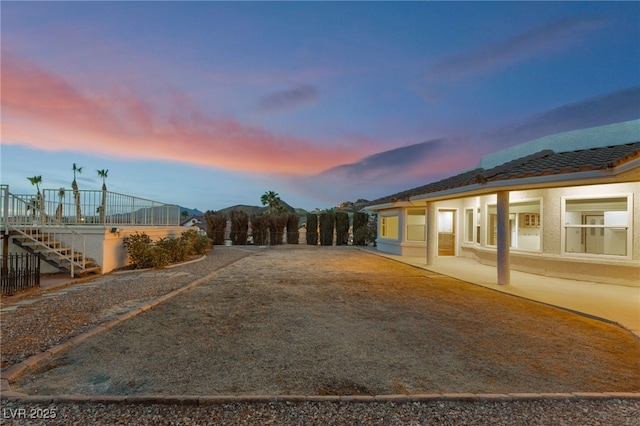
(366, 249, 640, 338)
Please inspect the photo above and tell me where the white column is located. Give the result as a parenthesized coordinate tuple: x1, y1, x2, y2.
(426, 203, 437, 266)
(497, 191, 510, 285)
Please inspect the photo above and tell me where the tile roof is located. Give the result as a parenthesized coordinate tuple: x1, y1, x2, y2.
(370, 142, 640, 205)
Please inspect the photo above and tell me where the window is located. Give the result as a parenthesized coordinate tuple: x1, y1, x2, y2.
(406, 209, 425, 241)
(487, 200, 541, 250)
(380, 216, 399, 239)
(564, 197, 629, 256)
(464, 209, 474, 243)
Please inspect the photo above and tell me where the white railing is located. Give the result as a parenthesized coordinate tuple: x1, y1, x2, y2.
(1, 184, 86, 277)
(36, 188, 181, 227)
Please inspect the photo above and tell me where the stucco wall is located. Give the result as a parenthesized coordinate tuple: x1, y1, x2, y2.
(7, 226, 186, 275)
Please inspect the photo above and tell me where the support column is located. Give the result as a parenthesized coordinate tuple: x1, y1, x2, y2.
(426, 203, 437, 266)
(496, 190, 510, 285)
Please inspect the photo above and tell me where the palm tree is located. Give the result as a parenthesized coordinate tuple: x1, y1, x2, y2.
(97, 169, 108, 223)
(26, 175, 44, 222)
(261, 190, 283, 214)
(72, 163, 83, 223)
(27, 175, 42, 194)
(56, 188, 65, 222)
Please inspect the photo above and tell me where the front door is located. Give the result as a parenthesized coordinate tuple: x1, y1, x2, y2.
(438, 209, 456, 256)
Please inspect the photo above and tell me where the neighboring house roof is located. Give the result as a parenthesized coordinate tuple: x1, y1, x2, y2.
(369, 141, 640, 206)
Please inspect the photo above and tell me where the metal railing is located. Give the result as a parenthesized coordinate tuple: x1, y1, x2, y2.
(36, 188, 181, 227)
(1, 185, 181, 277)
(1, 185, 86, 277)
(1, 252, 40, 296)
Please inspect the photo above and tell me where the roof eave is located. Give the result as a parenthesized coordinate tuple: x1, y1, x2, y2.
(364, 200, 415, 211)
(408, 160, 640, 204)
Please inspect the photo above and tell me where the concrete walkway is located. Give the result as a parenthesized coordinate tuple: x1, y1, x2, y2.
(365, 250, 640, 338)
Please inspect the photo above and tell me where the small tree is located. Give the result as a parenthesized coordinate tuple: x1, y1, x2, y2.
(56, 188, 66, 222)
(97, 169, 108, 223)
(204, 210, 227, 245)
(72, 163, 83, 223)
(27, 175, 44, 222)
(261, 190, 284, 214)
(306, 214, 318, 245)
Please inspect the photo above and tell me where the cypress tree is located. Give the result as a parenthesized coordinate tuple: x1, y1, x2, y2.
(352, 212, 369, 246)
(306, 214, 318, 245)
(204, 211, 227, 245)
(319, 211, 335, 246)
(250, 214, 269, 246)
(230, 210, 249, 245)
(286, 213, 300, 244)
(335, 212, 350, 246)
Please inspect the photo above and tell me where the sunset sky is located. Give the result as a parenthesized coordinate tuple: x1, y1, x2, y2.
(2, 1, 639, 211)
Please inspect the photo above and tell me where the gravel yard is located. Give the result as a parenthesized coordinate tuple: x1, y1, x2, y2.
(1, 246, 639, 424)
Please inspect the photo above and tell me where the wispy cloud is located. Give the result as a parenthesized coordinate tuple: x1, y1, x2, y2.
(303, 86, 639, 203)
(421, 17, 607, 99)
(256, 84, 319, 112)
(1, 53, 364, 174)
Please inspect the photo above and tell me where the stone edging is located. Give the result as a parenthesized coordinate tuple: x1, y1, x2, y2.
(2, 249, 638, 404)
(0, 266, 227, 398)
(1, 392, 639, 404)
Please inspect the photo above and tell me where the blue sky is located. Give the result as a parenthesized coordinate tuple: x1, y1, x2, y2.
(2, 1, 639, 211)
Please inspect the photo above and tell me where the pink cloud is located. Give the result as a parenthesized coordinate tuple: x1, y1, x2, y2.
(1, 53, 369, 174)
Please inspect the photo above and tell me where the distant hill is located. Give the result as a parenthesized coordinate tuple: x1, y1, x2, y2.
(179, 207, 205, 217)
(210, 201, 307, 217)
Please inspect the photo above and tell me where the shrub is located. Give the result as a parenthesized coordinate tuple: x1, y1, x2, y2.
(123, 230, 212, 269)
(122, 232, 154, 269)
(182, 229, 212, 255)
(306, 214, 318, 246)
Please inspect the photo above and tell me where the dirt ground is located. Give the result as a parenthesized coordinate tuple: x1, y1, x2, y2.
(13, 246, 640, 396)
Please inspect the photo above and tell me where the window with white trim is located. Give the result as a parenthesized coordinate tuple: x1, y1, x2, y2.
(487, 200, 541, 250)
(380, 215, 399, 239)
(564, 197, 629, 256)
(406, 209, 425, 241)
(464, 208, 474, 243)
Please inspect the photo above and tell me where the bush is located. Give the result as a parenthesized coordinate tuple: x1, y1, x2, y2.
(122, 232, 154, 269)
(123, 230, 212, 269)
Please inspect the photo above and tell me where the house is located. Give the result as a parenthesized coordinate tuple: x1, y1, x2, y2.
(366, 120, 640, 287)
(181, 216, 207, 236)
